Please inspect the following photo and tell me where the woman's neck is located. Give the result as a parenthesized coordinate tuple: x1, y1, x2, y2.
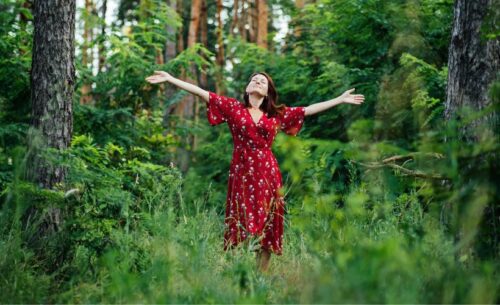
(248, 93, 264, 110)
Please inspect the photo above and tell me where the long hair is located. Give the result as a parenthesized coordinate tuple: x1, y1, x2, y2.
(244, 72, 285, 117)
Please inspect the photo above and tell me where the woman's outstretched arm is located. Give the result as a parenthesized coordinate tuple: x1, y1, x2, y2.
(145, 71, 209, 102)
(304, 88, 365, 116)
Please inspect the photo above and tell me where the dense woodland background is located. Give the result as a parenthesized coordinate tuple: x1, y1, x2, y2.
(0, 0, 499, 303)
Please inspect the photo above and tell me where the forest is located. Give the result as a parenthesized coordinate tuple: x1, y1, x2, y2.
(0, 0, 499, 303)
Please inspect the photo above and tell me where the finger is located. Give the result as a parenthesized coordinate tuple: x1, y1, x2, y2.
(347, 88, 355, 94)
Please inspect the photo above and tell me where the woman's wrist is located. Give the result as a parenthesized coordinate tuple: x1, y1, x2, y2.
(330, 96, 343, 106)
(164, 74, 174, 84)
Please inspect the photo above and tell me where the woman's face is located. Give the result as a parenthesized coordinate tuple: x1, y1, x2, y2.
(246, 74, 269, 97)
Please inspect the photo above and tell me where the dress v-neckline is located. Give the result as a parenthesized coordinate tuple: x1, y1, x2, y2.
(246, 107, 265, 126)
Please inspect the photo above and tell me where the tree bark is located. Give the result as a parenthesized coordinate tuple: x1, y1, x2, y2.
(80, 0, 93, 104)
(173, 0, 202, 171)
(199, 0, 208, 91)
(98, 0, 107, 73)
(165, 0, 178, 62)
(163, 0, 179, 128)
(176, 0, 184, 54)
(28, 0, 75, 233)
(248, 0, 257, 43)
(444, 0, 499, 139)
(444, 0, 500, 259)
(293, 0, 305, 38)
(240, 0, 248, 41)
(256, 0, 268, 49)
(215, 0, 226, 94)
(230, 0, 239, 35)
(193, 0, 209, 152)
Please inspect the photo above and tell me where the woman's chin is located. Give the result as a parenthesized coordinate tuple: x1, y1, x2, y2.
(248, 90, 266, 97)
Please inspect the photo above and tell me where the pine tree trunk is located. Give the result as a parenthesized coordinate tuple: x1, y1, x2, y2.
(248, 0, 257, 43)
(445, 0, 499, 139)
(176, 0, 184, 53)
(98, 0, 107, 73)
(174, 0, 202, 171)
(230, 0, 239, 35)
(444, 0, 500, 259)
(28, 0, 75, 232)
(215, 0, 225, 94)
(293, 0, 305, 38)
(165, 0, 178, 62)
(193, 0, 209, 152)
(80, 0, 93, 104)
(240, 0, 248, 41)
(256, 0, 268, 49)
(163, 0, 179, 128)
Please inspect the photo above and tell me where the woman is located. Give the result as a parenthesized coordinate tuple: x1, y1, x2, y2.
(145, 71, 364, 272)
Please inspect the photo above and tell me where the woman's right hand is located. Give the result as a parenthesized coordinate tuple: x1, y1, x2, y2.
(145, 70, 172, 84)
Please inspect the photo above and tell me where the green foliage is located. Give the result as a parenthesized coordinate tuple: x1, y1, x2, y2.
(1, 0, 498, 303)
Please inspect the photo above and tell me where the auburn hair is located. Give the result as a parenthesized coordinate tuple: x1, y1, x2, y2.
(243, 72, 285, 117)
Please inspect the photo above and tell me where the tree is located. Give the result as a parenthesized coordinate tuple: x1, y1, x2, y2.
(444, 0, 499, 139)
(80, 0, 94, 104)
(256, 0, 268, 49)
(27, 0, 75, 232)
(444, 0, 499, 259)
(216, 0, 225, 93)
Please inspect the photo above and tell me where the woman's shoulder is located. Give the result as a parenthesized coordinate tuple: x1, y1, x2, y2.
(207, 91, 246, 116)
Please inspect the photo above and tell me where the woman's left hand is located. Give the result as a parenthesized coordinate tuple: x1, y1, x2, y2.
(340, 88, 365, 105)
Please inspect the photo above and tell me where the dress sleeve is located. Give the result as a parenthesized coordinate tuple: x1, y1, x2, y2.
(206, 91, 240, 126)
(280, 106, 306, 136)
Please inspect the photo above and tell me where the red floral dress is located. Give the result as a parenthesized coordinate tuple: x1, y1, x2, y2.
(206, 91, 306, 255)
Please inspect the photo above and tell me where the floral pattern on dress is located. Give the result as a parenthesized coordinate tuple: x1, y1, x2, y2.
(206, 91, 306, 255)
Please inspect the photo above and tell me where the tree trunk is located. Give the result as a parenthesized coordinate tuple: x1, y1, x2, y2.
(173, 0, 202, 171)
(80, 0, 93, 104)
(165, 0, 178, 62)
(215, 0, 226, 94)
(28, 0, 75, 232)
(98, 0, 107, 73)
(163, 0, 179, 128)
(187, 0, 201, 48)
(199, 0, 208, 92)
(444, 0, 499, 139)
(256, 0, 268, 49)
(193, 0, 209, 152)
(230, 0, 239, 35)
(444, 0, 500, 259)
(176, 0, 184, 53)
(293, 0, 305, 38)
(175, 0, 201, 121)
(239, 0, 248, 41)
(248, 0, 257, 43)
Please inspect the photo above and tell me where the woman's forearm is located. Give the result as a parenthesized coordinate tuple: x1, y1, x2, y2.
(166, 76, 209, 102)
(304, 97, 343, 116)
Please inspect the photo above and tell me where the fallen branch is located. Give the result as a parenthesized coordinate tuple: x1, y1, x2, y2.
(352, 152, 447, 180)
